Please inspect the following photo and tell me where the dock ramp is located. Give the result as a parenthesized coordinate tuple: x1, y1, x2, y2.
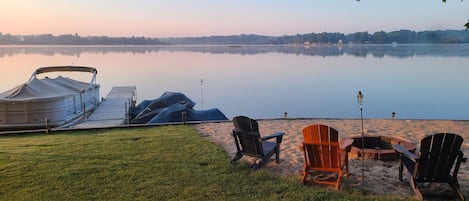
(73, 86, 136, 129)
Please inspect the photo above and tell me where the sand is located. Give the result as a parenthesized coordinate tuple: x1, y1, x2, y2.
(194, 118, 469, 199)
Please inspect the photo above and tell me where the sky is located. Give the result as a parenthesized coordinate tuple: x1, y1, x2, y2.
(1, 0, 468, 37)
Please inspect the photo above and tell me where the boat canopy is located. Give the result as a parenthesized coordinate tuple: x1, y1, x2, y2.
(30, 66, 98, 86)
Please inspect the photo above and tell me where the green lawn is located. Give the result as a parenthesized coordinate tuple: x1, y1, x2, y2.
(0, 126, 403, 201)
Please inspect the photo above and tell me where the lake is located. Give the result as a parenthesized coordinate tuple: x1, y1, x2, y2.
(1, 44, 468, 120)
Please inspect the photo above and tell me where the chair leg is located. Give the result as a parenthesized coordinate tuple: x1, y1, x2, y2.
(335, 173, 342, 190)
(230, 152, 243, 165)
(344, 155, 349, 176)
(409, 177, 423, 200)
(300, 164, 310, 184)
(275, 147, 280, 163)
(398, 154, 403, 181)
(252, 159, 263, 170)
(449, 181, 466, 201)
(301, 168, 308, 184)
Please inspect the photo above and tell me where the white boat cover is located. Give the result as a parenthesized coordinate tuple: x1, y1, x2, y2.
(0, 66, 100, 131)
(0, 76, 94, 101)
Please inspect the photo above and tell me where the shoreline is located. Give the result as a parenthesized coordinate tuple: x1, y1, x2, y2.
(194, 118, 469, 199)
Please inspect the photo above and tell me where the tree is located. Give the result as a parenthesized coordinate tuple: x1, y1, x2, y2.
(371, 31, 389, 43)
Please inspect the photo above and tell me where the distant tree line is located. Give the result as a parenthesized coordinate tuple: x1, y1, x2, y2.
(159, 34, 278, 45)
(1, 30, 468, 45)
(279, 30, 469, 44)
(161, 30, 469, 45)
(0, 33, 166, 45)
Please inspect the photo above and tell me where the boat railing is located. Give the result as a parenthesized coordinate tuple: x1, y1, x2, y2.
(29, 66, 98, 87)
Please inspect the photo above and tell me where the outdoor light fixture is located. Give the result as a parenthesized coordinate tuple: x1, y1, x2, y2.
(357, 91, 363, 108)
(357, 90, 365, 192)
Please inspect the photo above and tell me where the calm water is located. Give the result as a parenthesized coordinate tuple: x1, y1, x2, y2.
(1, 44, 468, 120)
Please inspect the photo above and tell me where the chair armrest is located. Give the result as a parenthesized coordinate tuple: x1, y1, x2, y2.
(392, 144, 418, 163)
(458, 151, 467, 163)
(340, 138, 354, 152)
(261, 132, 285, 143)
(453, 151, 466, 177)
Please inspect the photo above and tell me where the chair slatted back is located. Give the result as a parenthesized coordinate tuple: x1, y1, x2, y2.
(302, 124, 341, 171)
(233, 116, 264, 157)
(416, 133, 463, 182)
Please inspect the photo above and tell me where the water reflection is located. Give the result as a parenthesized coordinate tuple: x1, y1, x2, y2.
(1, 44, 469, 58)
(1, 45, 468, 120)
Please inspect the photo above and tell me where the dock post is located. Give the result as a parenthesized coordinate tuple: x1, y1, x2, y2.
(181, 112, 187, 125)
(44, 118, 51, 134)
(125, 101, 128, 125)
(83, 102, 86, 120)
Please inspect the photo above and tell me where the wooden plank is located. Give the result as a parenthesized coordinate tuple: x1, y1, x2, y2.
(329, 127, 340, 168)
(320, 125, 331, 169)
(73, 86, 136, 129)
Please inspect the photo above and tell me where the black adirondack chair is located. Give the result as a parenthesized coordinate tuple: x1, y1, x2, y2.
(231, 116, 285, 170)
(393, 133, 466, 200)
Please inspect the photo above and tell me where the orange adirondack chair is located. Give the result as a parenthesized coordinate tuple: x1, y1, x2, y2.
(300, 124, 352, 189)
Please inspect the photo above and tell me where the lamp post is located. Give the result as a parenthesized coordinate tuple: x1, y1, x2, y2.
(357, 91, 365, 192)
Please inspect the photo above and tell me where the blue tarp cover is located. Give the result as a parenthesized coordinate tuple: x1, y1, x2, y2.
(130, 92, 227, 124)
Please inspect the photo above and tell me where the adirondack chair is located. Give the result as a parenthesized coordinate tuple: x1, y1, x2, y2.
(231, 116, 285, 170)
(393, 133, 466, 200)
(300, 124, 352, 189)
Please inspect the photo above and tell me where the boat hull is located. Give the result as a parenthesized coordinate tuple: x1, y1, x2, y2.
(0, 87, 99, 131)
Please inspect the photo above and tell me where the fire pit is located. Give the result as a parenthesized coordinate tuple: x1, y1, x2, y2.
(344, 135, 415, 161)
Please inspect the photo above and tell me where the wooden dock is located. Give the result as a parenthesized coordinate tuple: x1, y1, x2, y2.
(73, 86, 136, 129)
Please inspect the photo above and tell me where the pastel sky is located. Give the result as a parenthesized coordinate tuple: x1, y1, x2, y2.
(1, 0, 468, 37)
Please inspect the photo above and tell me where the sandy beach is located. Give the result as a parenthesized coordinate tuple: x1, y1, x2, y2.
(194, 118, 469, 199)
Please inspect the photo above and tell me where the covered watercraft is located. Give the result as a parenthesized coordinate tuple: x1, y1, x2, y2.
(130, 92, 227, 124)
(147, 104, 228, 124)
(0, 66, 100, 131)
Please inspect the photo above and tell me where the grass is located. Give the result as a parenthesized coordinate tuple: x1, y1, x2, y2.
(0, 126, 404, 201)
